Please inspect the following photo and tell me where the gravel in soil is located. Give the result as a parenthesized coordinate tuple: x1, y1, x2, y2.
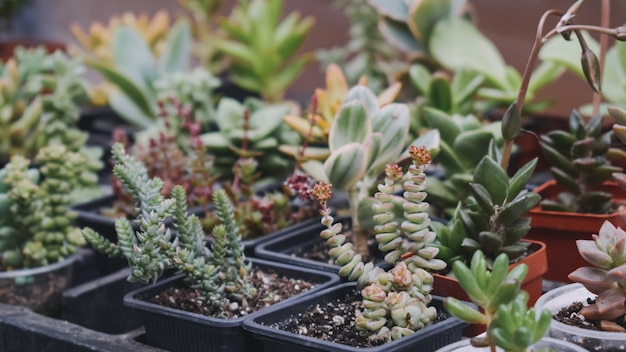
(269, 290, 449, 348)
(145, 267, 317, 319)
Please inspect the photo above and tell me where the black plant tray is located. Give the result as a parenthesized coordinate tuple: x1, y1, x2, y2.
(254, 216, 387, 274)
(62, 267, 144, 335)
(243, 282, 468, 352)
(0, 303, 163, 352)
(123, 258, 341, 352)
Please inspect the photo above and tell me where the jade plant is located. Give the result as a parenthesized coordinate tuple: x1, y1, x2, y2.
(311, 146, 446, 343)
(83, 144, 257, 313)
(568, 220, 626, 330)
(0, 145, 86, 270)
(369, 0, 567, 114)
(215, 0, 314, 102)
(445, 250, 552, 351)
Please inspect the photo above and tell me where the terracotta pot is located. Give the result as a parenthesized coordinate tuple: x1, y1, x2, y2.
(431, 239, 547, 336)
(0, 38, 65, 61)
(525, 180, 626, 282)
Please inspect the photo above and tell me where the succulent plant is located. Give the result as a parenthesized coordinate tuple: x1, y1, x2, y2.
(417, 107, 503, 217)
(369, 0, 565, 114)
(0, 46, 102, 202)
(568, 221, 626, 325)
(83, 144, 256, 310)
(85, 18, 193, 127)
(214, 0, 314, 102)
(177, 0, 229, 75)
(311, 146, 446, 343)
(444, 250, 551, 351)
(280, 64, 401, 164)
(538, 109, 623, 214)
(200, 97, 300, 181)
(316, 0, 401, 93)
(435, 153, 540, 263)
(0, 145, 87, 270)
(299, 84, 414, 256)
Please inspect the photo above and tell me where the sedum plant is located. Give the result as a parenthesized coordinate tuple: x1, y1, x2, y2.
(215, 0, 314, 102)
(0, 145, 87, 270)
(568, 221, 626, 328)
(311, 146, 446, 343)
(83, 144, 256, 313)
(445, 250, 552, 351)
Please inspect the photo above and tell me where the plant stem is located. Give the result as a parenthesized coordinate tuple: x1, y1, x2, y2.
(348, 186, 368, 256)
(592, 0, 610, 118)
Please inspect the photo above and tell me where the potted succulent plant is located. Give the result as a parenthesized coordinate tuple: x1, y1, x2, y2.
(0, 145, 88, 315)
(439, 250, 586, 352)
(0, 46, 102, 201)
(535, 220, 626, 351)
(509, 0, 626, 282)
(243, 146, 468, 351)
(81, 143, 339, 352)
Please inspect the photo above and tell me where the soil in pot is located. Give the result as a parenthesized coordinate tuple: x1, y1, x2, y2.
(553, 300, 626, 332)
(272, 289, 450, 348)
(142, 267, 318, 319)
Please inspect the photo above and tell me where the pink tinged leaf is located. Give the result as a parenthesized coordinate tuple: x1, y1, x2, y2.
(608, 264, 626, 281)
(577, 239, 613, 269)
(580, 303, 626, 321)
(596, 287, 626, 316)
(568, 267, 616, 294)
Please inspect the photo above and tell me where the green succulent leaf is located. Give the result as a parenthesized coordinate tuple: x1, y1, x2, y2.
(474, 156, 508, 205)
(324, 142, 368, 190)
(496, 191, 540, 226)
(444, 297, 486, 324)
(453, 129, 495, 170)
(507, 158, 538, 202)
(407, 0, 451, 44)
(368, 0, 409, 22)
(378, 17, 423, 54)
(469, 183, 495, 215)
(428, 74, 453, 112)
(329, 101, 371, 152)
(157, 19, 192, 73)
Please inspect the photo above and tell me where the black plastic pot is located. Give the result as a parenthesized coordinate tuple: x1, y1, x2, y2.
(243, 282, 468, 352)
(123, 258, 341, 352)
(254, 216, 386, 274)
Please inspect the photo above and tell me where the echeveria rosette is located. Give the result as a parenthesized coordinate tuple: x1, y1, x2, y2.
(568, 221, 626, 321)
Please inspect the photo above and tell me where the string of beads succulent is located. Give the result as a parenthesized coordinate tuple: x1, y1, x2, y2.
(82, 143, 256, 314)
(311, 145, 446, 343)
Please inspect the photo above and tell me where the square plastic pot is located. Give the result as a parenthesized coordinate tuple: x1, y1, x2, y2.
(242, 282, 468, 352)
(254, 216, 386, 274)
(123, 258, 341, 352)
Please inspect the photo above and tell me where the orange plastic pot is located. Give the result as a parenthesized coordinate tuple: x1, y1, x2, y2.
(525, 180, 626, 282)
(431, 239, 547, 336)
